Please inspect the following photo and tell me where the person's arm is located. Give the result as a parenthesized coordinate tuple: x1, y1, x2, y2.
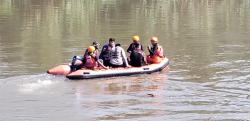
(94, 56, 108, 69)
(97, 60, 108, 69)
(94, 50, 100, 60)
(127, 43, 133, 53)
(121, 48, 129, 67)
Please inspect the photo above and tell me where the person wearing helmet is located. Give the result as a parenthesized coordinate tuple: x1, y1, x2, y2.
(82, 46, 107, 69)
(127, 35, 144, 53)
(83, 41, 100, 58)
(127, 35, 146, 67)
(146, 36, 164, 64)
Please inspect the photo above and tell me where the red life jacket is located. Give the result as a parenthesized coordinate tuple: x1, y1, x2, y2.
(84, 54, 97, 69)
(146, 55, 162, 64)
(153, 45, 164, 57)
(147, 45, 164, 64)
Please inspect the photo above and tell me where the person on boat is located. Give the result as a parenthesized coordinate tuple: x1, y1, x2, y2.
(127, 35, 146, 67)
(82, 46, 108, 69)
(71, 41, 101, 71)
(127, 35, 144, 53)
(108, 39, 130, 68)
(83, 41, 100, 58)
(70, 45, 107, 71)
(146, 36, 164, 64)
(99, 38, 115, 66)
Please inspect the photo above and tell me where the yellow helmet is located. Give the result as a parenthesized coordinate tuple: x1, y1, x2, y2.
(132, 35, 140, 42)
(150, 36, 158, 42)
(87, 46, 95, 53)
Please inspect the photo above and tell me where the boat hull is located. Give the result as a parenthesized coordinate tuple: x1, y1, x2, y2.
(66, 58, 169, 79)
(47, 58, 169, 80)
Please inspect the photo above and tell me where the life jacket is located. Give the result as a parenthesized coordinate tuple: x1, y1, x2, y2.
(84, 53, 97, 69)
(84, 49, 99, 59)
(147, 45, 164, 64)
(155, 45, 164, 57)
(150, 45, 164, 57)
(127, 43, 143, 53)
(130, 49, 145, 67)
(111, 47, 119, 59)
(146, 55, 162, 64)
(100, 44, 112, 61)
(110, 46, 129, 66)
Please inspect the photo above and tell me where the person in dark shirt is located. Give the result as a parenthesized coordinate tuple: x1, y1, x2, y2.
(99, 38, 115, 66)
(127, 35, 143, 54)
(127, 35, 146, 67)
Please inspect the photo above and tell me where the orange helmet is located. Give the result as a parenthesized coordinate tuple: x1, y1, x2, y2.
(87, 46, 95, 53)
(132, 35, 140, 42)
(150, 36, 158, 42)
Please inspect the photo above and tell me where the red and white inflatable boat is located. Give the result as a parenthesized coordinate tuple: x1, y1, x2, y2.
(47, 57, 169, 79)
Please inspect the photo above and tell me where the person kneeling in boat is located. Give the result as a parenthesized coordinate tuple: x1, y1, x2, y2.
(109, 39, 130, 68)
(127, 35, 146, 67)
(146, 36, 164, 64)
(82, 46, 108, 69)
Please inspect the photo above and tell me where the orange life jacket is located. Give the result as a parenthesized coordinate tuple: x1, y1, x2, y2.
(147, 45, 164, 64)
(84, 54, 97, 69)
(146, 55, 162, 64)
(155, 45, 164, 57)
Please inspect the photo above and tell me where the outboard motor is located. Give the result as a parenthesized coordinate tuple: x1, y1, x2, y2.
(70, 56, 84, 71)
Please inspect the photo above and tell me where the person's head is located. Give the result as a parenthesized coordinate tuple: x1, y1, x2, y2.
(132, 35, 140, 43)
(115, 43, 121, 47)
(87, 46, 95, 54)
(92, 41, 100, 49)
(108, 38, 116, 46)
(150, 36, 158, 46)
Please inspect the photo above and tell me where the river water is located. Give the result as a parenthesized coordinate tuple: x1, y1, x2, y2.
(1, 0, 250, 121)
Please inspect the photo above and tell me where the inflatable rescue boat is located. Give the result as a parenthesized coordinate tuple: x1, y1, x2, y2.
(47, 57, 169, 80)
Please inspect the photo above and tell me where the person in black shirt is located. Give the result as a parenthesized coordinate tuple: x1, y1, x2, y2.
(127, 35, 146, 67)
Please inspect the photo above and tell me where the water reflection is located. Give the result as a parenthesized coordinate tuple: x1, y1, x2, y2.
(0, 0, 250, 79)
(73, 73, 168, 120)
(1, 0, 250, 79)
(74, 72, 168, 97)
